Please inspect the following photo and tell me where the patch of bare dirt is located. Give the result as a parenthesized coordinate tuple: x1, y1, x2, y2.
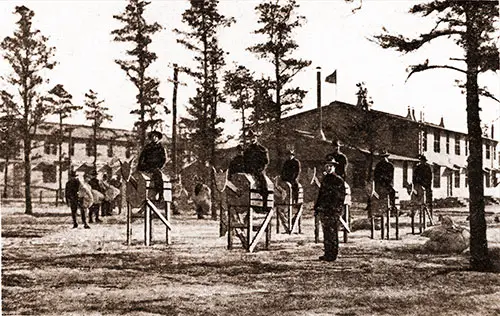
(2, 204, 500, 315)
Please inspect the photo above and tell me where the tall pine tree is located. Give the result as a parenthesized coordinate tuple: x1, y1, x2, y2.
(248, 0, 311, 166)
(112, 0, 164, 147)
(175, 0, 234, 178)
(46, 84, 81, 204)
(374, 0, 499, 271)
(1, 6, 57, 214)
(84, 90, 112, 172)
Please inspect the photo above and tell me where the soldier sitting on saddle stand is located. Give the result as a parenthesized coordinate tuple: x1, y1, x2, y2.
(137, 131, 166, 201)
(243, 130, 270, 209)
(281, 149, 301, 204)
(412, 154, 433, 215)
(373, 150, 396, 212)
(228, 145, 245, 180)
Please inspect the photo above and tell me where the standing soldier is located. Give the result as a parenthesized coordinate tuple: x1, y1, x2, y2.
(314, 156, 346, 262)
(374, 150, 396, 210)
(65, 171, 90, 229)
(243, 130, 270, 208)
(328, 139, 348, 180)
(137, 131, 167, 201)
(228, 144, 245, 180)
(281, 149, 301, 203)
(412, 154, 433, 214)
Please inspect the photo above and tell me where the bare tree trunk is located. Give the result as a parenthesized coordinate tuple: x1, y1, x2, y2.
(465, 8, 490, 271)
(3, 157, 9, 198)
(57, 115, 63, 206)
(24, 134, 32, 215)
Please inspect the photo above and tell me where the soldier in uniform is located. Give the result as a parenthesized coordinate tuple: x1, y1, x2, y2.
(65, 171, 90, 229)
(314, 156, 346, 262)
(328, 139, 348, 180)
(281, 149, 301, 203)
(228, 144, 245, 180)
(412, 154, 433, 214)
(243, 130, 270, 208)
(84, 170, 102, 223)
(137, 131, 167, 201)
(374, 150, 396, 209)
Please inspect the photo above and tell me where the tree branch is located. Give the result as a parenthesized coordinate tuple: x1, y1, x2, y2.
(406, 63, 467, 82)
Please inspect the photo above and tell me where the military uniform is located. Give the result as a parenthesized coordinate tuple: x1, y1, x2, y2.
(243, 140, 270, 208)
(329, 152, 348, 180)
(314, 159, 346, 261)
(374, 155, 396, 208)
(228, 154, 245, 179)
(413, 156, 433, 212)
(65, 174, 89, 228)
(281, 154, 301, 203)
(137, 133, 166, 200)
(87, 174, 103, 223)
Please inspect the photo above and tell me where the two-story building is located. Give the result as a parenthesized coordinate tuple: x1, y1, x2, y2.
(1, 122, 137, 200)
(257, 101, 499, 203)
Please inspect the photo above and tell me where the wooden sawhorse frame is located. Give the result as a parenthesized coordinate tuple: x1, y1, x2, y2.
(126, 171, 173, 246)
(226, 174, 274, 253)
(276, 182, 304, 234)
(370, 190, 400, 240)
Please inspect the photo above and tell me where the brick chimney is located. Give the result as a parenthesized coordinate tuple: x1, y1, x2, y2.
(439, 116, 445, 127)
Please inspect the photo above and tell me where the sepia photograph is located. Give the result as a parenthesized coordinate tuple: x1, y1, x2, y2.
(1, 0, 499, 315)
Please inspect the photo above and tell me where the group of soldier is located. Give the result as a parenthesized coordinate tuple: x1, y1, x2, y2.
(64, 127, 434, 262)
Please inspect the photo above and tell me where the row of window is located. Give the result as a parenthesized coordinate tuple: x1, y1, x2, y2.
(423, 130, 496, 160)
(43, 141, 133, 159)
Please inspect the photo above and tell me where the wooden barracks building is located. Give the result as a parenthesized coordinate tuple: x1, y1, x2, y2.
(261, 101, 499, 203)
(0, 122, 135, 200)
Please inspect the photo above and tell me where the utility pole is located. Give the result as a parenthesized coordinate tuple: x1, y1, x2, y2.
(172, 64, 179, 178)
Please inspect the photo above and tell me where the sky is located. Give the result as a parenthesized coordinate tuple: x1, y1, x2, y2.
(0, 0, 499, 142)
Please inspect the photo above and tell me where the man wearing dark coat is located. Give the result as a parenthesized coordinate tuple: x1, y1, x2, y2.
(65, 171, 90, 229)
(87, 170, 103, 223)
(328, 139, 348, 180)
(228, 145, 245, 180)
(243, 130, 270, 208)
(374, 151, 396, 209)
(314, 156, 346, 262)
(281, 149, 301, 203)
(137, 131, 167, 201)
(412, 154, 433, 213)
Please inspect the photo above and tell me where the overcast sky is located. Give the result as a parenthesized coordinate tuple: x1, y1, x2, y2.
(1, 0, 499, 140)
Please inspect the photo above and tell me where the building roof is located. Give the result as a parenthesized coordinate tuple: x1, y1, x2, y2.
(35, 121, 135, 142)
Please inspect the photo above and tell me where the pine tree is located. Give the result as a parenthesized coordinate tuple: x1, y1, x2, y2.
(223, 65, 255, 144)
(0, 91, 22, 199)
(84, 90, 112, 172)
(1, 6, 57, 214)
(175, 0, 234, 170)
(248, 0, 311, 164)
(112, 0, 164, 147)
(46, 84, 81, 204)
(373, 0, 499, 271)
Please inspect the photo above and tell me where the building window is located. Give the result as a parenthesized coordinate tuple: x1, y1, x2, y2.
(494, 145, 497, 160)
(434, 131, 440, 153)
(352, 161, 365, 189)
(486, 144, 491, 159)
(485, 172, 491, 188)
(69, 140, 75, 156)
(42, 165, 56, 183)
(446, 133, 450, 154)
(44, 140, 51, 154)
(465, 170, 468, 187)
(107, 143, 113, 158)
(465, 140, 468, 156)
(454, 170, 460, 188)
(422, 130, 427, 152)
(433, 165, 441, 188)
(455, 136, 460, 155)
(402, 161, 408, 186)
(125, 146, 132, 159)
(51, 143, 57, 155)
(86, 142, 94, 157)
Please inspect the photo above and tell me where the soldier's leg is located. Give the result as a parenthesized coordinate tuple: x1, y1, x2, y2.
(319, 213, 336, 260)
(151, 169, 164, 200)
(70, 200, 78, 228)
(94, 204, 102, 222)
(80, 204, 90, 229)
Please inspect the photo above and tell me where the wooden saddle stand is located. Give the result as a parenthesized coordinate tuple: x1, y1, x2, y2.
(274, 177, 304, 235)
(125, 170, 173, 246)
(223, 173, 275, 253)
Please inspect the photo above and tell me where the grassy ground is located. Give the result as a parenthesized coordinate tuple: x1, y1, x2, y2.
(2, 203, 500, 316)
